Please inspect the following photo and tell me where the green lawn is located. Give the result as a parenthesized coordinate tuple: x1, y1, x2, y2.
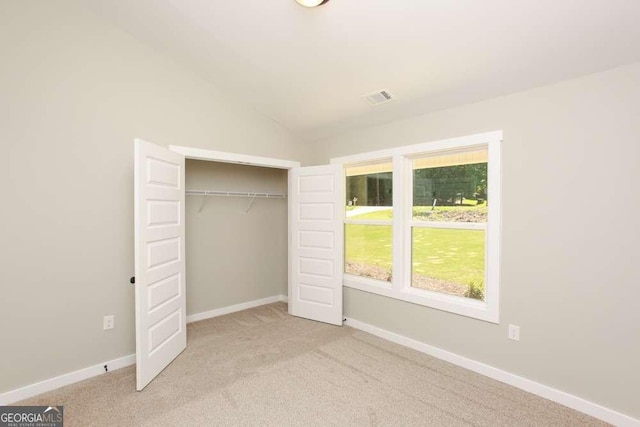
(411, 228, 484, 285)
(345, 224, 393, 270)
(345, 207, 485, 286)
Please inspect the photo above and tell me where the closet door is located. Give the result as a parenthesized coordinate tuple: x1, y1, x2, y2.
(134, 139, 186, 390)
(289, 164, 344, 325)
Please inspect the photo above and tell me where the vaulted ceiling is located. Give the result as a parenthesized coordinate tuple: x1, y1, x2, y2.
(83, 0, 640, 141)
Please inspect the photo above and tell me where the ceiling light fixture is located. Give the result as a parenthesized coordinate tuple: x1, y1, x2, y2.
(295, 0, 330, 7)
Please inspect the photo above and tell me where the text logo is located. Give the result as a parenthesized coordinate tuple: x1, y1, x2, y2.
(0, 406, 64, 427)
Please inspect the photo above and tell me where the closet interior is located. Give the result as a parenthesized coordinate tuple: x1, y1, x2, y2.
(184, 159, 289, 316)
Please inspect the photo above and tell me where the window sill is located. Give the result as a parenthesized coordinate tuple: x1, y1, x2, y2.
(344, 274, 392, 294)
(343, 276, 499, 324)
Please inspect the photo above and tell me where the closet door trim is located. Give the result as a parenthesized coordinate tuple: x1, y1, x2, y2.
(169, 145, 300, 169)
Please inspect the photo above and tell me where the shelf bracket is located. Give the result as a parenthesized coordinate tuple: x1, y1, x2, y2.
(197, 193, 209, 214)
(244, 194, 257, 213)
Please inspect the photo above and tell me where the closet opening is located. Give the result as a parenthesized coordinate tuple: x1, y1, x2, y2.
(184, 159, 290, 318)
(134, 140, 341, 390)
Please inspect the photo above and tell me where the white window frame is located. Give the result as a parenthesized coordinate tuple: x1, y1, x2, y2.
(332, 131, 502, 323)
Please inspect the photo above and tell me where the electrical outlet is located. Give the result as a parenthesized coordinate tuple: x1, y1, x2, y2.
(103, 315, 115, 330)
(508, 324, 520, 341)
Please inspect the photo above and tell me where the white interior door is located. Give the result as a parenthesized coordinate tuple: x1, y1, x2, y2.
(289, 164, 344, 326)
(134, 139, 186, 391)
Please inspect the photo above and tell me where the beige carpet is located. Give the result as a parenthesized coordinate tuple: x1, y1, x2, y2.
(19, 302, 607, 426)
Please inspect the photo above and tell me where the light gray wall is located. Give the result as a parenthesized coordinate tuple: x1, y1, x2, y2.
(310, 63, 640, 418)
(185, 160, 288, 314)
(0, 2, 302, 394)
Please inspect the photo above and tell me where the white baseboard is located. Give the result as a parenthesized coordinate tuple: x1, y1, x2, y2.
(186, 294, 287, 323)
(0, 354, 136, 406)
(0, 295, 288, 406)
(345, 318, 639, 427)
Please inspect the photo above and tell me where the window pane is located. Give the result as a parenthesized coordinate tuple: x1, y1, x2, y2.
(345, 224, 392, 282)
(413, 151, 487, 223)
(346, 161, 393, 219)
(412, 228, 485, 300)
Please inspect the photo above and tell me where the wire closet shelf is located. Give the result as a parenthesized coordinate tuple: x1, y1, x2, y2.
(186, 189, 287, 214)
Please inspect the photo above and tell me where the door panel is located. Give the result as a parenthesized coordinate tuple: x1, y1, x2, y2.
(134, 139, 186, 391)
(289, 164, 343, 325)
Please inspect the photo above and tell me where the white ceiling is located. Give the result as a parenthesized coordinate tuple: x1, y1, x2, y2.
(83, 0, 640, 141)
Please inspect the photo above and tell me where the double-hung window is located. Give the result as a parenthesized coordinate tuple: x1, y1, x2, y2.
(335, 131, 501, 322)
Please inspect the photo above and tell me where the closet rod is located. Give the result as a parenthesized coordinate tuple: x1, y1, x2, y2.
(186, 190, 287, 198)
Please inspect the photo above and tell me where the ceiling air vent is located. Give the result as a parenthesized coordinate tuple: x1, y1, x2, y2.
(363, 89, 394, 106)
